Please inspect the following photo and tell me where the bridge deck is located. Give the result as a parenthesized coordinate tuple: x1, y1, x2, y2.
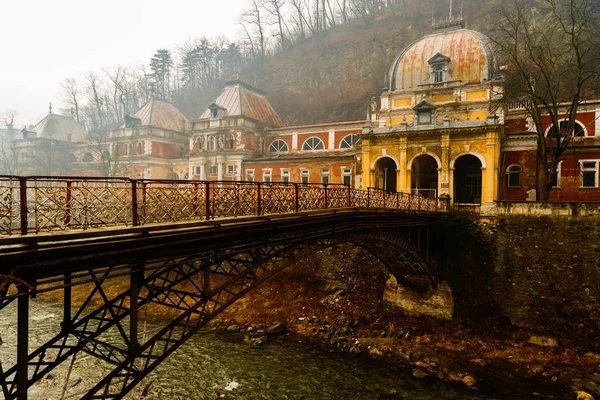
(0, 208, 439, 276)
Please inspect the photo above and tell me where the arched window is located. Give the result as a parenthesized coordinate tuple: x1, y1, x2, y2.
(302, 137, 325, 151)
(268, 139, 289, 152)
(339, 134, 360, 149)
(83, 152, 93, 162)
(546, 120, 585, 137)
(137, 142, 143, 154)
(209, 136, 216, 150)
(226, 134, 235, 149)
(506, 164, 522, 188)
(125, 143, 132, 155)
(167, 172, 179, 180)
(66, 154, 76, 163)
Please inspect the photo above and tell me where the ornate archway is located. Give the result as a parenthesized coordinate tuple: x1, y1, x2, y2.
(453, 155, 482, 204)
(374, 157, 398, 193)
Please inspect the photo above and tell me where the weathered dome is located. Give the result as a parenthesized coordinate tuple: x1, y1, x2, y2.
(387, 28, 499, 91)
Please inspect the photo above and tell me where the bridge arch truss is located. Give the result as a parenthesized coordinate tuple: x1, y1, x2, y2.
(0, 210, 439, 399)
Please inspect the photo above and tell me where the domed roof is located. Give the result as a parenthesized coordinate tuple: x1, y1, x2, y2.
(387, 28, 499, 91)
(121, 98, 189, 132)
(33, 112, 87, 143)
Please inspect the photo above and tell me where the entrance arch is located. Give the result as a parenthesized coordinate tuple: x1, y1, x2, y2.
(453, 155, 482, 204)
(410, 154, 438, 199)
(374, 157, 398, 192)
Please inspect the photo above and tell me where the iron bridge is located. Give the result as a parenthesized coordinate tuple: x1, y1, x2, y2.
(0, 176, 441, 399)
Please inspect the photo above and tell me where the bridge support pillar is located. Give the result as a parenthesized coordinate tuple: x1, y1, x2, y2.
(129, 266, 142, 352)
(62, 272, 72, 332)
(17, 293, 29, 400)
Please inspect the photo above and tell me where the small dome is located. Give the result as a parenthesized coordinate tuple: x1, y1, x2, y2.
(387, 28, 499, 91)
(33, 113, 87, 143)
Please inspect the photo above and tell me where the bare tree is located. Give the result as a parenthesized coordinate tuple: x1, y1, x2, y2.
(0, 110, 20, 175)
(265, 0, 288, 50)
(60, 78, 81, 122)
(241, 0, 268, 60)
(493, 0, 600, 200)
(85, 73, 105, 131)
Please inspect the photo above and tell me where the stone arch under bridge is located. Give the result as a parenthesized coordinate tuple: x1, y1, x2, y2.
(0, 225, 438, 399)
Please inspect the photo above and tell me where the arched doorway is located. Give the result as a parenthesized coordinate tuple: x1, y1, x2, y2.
(411, 154, 438, 199)
(453, 155, 482, 204)
(374, 157, 397, 192)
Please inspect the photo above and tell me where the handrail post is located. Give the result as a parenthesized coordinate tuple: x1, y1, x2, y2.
(19, 177, 27, 235)
(65, 181, 72, 227)
(367, 187, 371, 208)
(192, 183, 199, 217)
(204, 181, 211, 220)
(256, 183, 262, 216)
(131, 179, 139, 226)
(324, 184, 328, 209)
(294, 183, 299, 212)
(347, 185, 351, 207)
(383, 189, 386, 209)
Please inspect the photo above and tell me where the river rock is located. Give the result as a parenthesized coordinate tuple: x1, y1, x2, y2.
(266, 323, 286, 335)
(412, 369, 429, 379)
(528, 335, 559, 347)
(226, 324, 241, 332)
(250, 336, 268, 347)
(583, 381, 600, 395)
(588, 373, 600, 385)
(575, 391, 595, 400)
(68, 376, 82, 388)
(368, 347, 382, 357)
(462, 375, 476, 387)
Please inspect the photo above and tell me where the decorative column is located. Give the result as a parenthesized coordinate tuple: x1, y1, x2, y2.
(217, 162, 224, 181)
(398, 136, 408, 193)
(440, 133, 450, 196)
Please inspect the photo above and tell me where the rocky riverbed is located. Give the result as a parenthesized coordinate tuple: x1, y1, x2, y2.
(213, 244, 600, 400)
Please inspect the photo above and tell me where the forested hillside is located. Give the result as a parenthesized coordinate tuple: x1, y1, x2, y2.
(181, 0, 505, 126)
(56, 0, 507, 131)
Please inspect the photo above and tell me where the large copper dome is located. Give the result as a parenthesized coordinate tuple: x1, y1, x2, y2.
(387, 28, 499, 91)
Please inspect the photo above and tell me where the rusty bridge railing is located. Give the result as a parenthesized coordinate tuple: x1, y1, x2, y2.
(0, 176, 437, 236)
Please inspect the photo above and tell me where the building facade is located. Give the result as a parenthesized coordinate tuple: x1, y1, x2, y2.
(361, 21, 503, 212)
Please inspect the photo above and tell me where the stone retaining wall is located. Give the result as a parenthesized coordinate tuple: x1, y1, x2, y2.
(493, 201, 600, 216)
(493, 215, 600, 347)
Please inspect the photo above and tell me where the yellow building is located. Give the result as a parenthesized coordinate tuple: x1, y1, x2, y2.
(361, 21, 503, 212)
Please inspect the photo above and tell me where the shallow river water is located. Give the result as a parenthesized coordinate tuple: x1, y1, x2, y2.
(0, 300, 502, 399)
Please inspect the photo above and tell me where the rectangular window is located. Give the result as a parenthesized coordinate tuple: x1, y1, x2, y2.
(547, 161, 562, 188)
(281, 169, 290, 183)
(321, 168, 330, 185)
(342, 168, 352, 186)
(581, 160, 598, 188)
(194, 166, 201, 175)
(209, 166, 218, 176)
(247, 170, 254, 182)
(227, 165, 235, 175)
(301, 169, 309, 184)
(262, 169, 272, 183)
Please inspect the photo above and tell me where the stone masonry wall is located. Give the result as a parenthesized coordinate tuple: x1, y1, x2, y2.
(493, 215, 600, 348)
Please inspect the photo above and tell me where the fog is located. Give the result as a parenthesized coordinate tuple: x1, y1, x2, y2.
(0, 0, 247, 126)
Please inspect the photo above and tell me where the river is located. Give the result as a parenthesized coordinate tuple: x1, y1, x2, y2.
(0, 300, 501, 399)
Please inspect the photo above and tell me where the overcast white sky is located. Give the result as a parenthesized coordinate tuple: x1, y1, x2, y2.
(0, 0, 248, 127)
